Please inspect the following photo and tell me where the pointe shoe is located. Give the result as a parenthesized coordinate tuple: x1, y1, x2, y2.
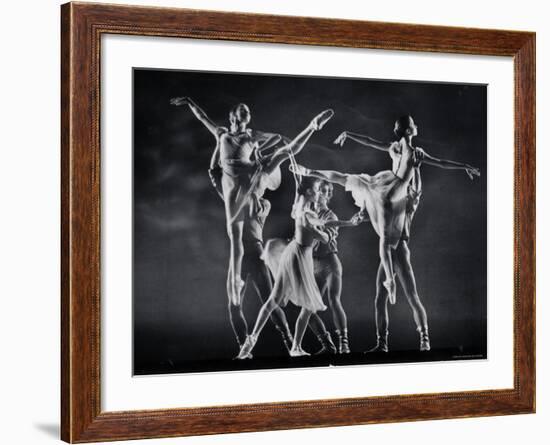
(383, 276, 397, 305)
(418, 326, 431, 352)
(310, 109, 334, 131)
(236, 335, 256, 360)
(289, 347, 311, 357)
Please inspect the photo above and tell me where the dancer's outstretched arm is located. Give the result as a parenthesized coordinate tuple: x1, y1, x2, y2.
(325, 208, 369, 227)
(325, 218, 364, 228)
(334, 131, 392, 152)
(420, 149, 480, 180)
(290, 164, 348, 188)
(170, 96, 220, 137)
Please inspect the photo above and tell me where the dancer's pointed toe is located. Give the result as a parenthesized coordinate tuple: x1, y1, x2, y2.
(290, 347, 311, 357)
(236, 335, 256, 360)
(311, 109, 334, 130)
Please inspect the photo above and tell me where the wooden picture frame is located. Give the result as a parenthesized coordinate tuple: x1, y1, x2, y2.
(61, 2, 535, 442)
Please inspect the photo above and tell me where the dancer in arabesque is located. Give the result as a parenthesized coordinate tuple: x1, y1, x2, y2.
(295, 115, 480, 351)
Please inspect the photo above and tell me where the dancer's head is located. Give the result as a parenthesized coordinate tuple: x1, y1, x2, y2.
(394, 115, 418, 139)
(317, 180, 334, 207)
(229, 103, 251, 127)
(298, 177, 321, 204)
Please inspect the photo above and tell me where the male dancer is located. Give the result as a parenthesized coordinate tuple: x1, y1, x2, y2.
(333, 128, 479, 352)
(308, 181, 364, 354)
(170, 97, 332, 352)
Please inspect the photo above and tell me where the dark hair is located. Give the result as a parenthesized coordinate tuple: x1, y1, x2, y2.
(297, 176, 320, 196)
(229, 103, 250, 118)
(393, 115, 413, 139)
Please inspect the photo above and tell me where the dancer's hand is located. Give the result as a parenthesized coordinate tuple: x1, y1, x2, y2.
(289, 164, 310, 177)
(333, 131, 348, 147)
(464, 165, 480, 180)
(170, 96, 191, 106)
(350, 215, 362, 226)
(350, 209, 368, 225)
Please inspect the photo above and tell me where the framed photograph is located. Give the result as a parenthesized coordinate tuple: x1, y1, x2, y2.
(61, 2, 535, 442)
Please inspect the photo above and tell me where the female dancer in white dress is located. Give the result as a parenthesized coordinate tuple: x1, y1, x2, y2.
(293, 115, 480, 308)
(332, 119, 480, 351)
(237, 176, 330, 358)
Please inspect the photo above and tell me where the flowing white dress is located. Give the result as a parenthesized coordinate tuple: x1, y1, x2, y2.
(262, 209, 327, 313)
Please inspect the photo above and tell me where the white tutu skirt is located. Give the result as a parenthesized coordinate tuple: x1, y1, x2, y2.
(345, 171, 409, 248)
(262, 239, 327, 313)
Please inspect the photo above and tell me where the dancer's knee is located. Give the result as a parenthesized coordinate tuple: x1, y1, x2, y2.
(298, 308, 312, 322)
(228, 298, 242, 309)
(406, 292, 424, 311)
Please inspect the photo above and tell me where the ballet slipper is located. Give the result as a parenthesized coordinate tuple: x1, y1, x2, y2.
(236, 335, 257, 360)
(289, 347, 310, 357)
(383, 275, 397, 305)
(309, 109, 334, 131)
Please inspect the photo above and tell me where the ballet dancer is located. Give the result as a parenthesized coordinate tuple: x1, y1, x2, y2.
(309, 180, 366, 354)
(295, 115, 480, 351)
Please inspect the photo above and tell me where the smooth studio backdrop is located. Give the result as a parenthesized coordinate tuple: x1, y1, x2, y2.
(0, 0, 545, 444)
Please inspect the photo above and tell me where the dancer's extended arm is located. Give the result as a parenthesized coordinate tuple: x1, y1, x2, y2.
(325, 218, 364, 228)
(170, 96, 220, 137)
(325, 208, 369, 228)
(420, 149, 480, 180)
(334, 131, 392, 152)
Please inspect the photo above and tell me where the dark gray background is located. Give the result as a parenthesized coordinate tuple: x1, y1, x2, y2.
(133, 68, 487, 374)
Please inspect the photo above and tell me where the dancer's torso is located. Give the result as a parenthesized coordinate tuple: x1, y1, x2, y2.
(389, 142, 424, 240)
(219, 130, 256, 166)
(294, 207, 322, 248)
(389, 140, 419, 183)
(313, 207, 338, 258)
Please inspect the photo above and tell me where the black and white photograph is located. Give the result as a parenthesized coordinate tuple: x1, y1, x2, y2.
(133, 68, 487, 375)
